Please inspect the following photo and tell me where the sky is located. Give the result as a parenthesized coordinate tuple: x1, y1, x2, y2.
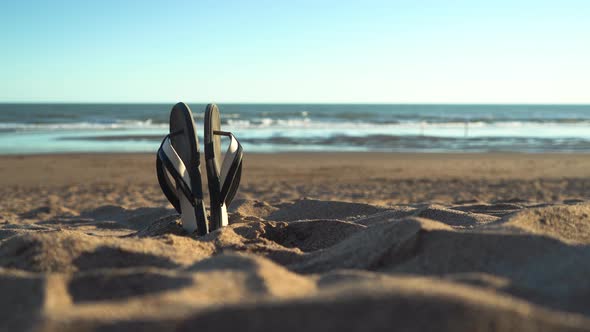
(0, 0, 589, 103)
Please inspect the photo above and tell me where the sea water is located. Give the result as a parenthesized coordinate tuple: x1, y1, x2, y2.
(1, 103, 590, 154)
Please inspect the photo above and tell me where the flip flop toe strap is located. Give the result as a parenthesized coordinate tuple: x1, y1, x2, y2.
(156, 154, 180, 213)
(157, 136, 197, 210)
(216, 131, 244, 206)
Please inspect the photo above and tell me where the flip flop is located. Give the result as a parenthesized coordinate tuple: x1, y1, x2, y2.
(204, 104, 244, 231)
(156, 102, 209, 235)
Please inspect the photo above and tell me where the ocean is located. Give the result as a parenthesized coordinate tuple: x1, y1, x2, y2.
(1, 103, 590, 154)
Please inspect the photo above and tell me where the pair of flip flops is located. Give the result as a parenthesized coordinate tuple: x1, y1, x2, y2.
(156, 103, 243, 235)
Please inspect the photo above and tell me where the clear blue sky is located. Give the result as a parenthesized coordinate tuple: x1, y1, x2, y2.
(1, 0, 589, 103)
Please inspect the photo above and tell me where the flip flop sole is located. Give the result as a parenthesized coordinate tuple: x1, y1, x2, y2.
(205, 104, 223, 230)
(205, 104, 244, 231)
(169, 102, 208, 235)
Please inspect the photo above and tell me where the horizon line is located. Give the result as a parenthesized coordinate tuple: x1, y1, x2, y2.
(1, 101, 590, 106)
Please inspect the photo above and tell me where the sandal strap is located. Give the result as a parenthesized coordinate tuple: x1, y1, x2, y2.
(157, 135, 197, 207)
(156, 151, 180, 213)
(214, 131, 244, 205)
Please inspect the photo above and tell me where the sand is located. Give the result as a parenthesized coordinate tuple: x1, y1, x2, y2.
(1, 152, 590, 331)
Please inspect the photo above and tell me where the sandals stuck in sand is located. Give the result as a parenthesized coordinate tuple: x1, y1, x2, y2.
(205, 104, 244, 231)
(156, 102, 243, 235)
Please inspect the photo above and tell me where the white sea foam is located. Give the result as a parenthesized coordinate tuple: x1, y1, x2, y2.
(0, 119, 168, 131)
(2, 117, 590, 156)
(1, 118, 589, 135)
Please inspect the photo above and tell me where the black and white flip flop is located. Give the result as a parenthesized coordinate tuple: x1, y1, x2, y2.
(204, 104, 243, 231)
(156, 102, 209, 235)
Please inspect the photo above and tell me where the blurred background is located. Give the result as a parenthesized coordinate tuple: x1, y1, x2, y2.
(1, 0, 589, 154)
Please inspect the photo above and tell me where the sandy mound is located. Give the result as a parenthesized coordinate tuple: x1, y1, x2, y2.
(267, 199, 386, 221)
(501, 203, 590, 244)
(1, 198, 590, 331)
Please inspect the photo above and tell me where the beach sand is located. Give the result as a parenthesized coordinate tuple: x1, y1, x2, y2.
(1, 152, 590, 331)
